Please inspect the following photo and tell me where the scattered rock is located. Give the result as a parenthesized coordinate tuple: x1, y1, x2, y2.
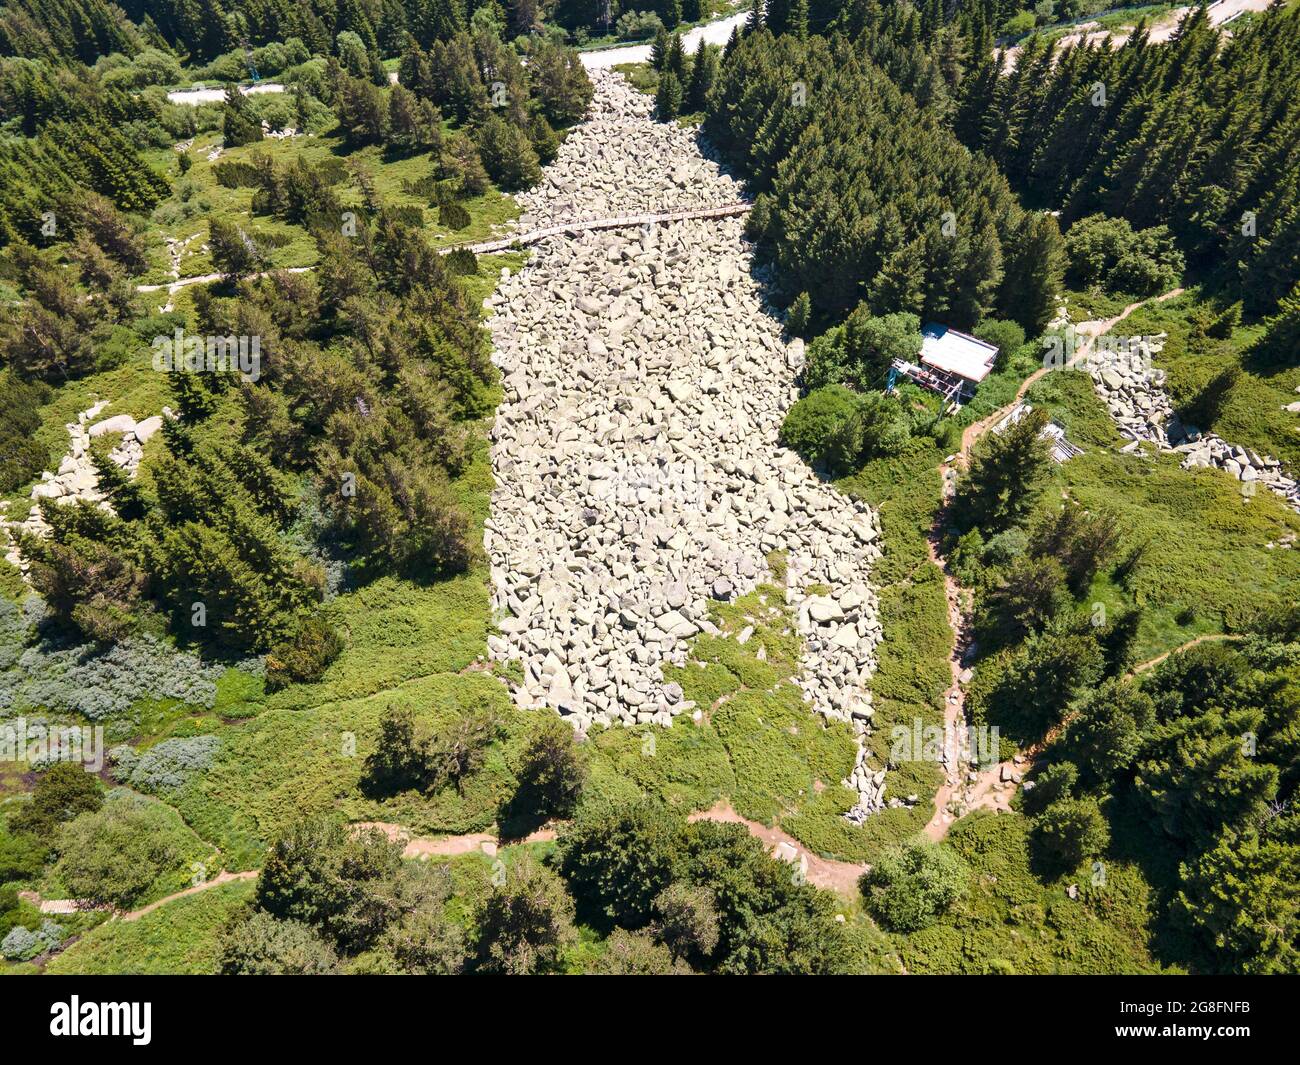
(484, 73, 886, 823)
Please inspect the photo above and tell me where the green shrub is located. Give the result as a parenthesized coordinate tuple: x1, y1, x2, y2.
(981, 528, 1028, 567)
(617, 10, 665, 39)
(53, 794, 207, 909)
(255, 817, 404, 953)
(803, 307, 921, 391)
(444, 248, 477, 276)
(507, 717, 586, 823)
(780, 385, 865, 472)
(0, 828, 48, 883)
(1022, 761, 1077, 815)
(860, 839, 968, 932)
(558, 800, 684, 929)
(440, 202, 472, 230)
(653, 881, 720, 962)
(8, 761, 103, 839)
(218, 910, 340, 974)
(0, 374, 50, 493)
(592, 928, 691, 974)
(1001, 10, 1037, 35)
(1, 918, 64, 960)
(973, 318, 1026, 368)
(1065, 214, 1183, 297)
(264, 615, 344, 690)
(1030, 797, 1109, 873)
(474, 852, 576, 975)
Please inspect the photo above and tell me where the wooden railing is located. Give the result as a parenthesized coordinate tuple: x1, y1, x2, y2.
(446, 202, 752, 255)
(137, 203, 753, 296)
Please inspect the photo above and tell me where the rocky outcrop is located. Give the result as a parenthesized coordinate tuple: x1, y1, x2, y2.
(483, 72, 890, 817)
(1087, 336, 1300, 512)
(2, 404, 159, 573)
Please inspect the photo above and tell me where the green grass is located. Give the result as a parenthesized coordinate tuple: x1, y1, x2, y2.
(1, 92, 541, 888)
(1024, 369, 1300, 660)
(585, 584, 887, 862)
(169, 671, 520, 871)
(825, 439, 952, 853)
(44, 878, 255, 975)
(897, 812, 1176, 974)
(140, 119, 520, 288)
(612, 62, 658, 96)
(1061, 284, 1135, 323)
(1114, 287, 1300, 469)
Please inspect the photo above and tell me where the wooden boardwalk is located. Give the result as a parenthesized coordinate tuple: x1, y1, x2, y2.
(450, 202, 752, 255)
(137, 203, 752, 298)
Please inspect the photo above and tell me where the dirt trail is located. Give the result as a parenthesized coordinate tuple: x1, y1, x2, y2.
(687, 802, 866, 896)
(1127, 632, 1241, 677)
(924, 632, 1245, 839)
(952, 289, 1183, 469)
(365, 809, 865, 897)
(1072, 287, 1185, 346)
(354, 821, 558, 857)
(921, 287, 1184, 841)
(121, 870, 257, 922)
(22, 869, 259, 922)
(44, 807, 864, 931)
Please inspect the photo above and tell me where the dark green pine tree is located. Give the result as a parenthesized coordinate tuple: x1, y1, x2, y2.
(765, 0, 788, 36)
(1252, 281, 1300, 367)
(789, 0, 808, 41)
(998, 211, 1066, 336)
(686, 45, 719, 113)
(650, 25, 670, 71)
(665, 34, 687, 83)
(656, 70, 683, 121)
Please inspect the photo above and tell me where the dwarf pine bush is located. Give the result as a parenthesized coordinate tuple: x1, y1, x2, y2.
(110, 736, 221, 795)
(1, 919, 65, 961)
(1, 632, 225, 719)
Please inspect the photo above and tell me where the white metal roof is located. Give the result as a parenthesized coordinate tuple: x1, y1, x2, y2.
(919, 324, 998, 383)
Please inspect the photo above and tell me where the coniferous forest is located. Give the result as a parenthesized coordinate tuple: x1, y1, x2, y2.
(0, 0, 1297, 996)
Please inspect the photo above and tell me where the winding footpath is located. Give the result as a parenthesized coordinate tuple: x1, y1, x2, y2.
(922, 287, 1190, 841)
(27, 801, 867, 931)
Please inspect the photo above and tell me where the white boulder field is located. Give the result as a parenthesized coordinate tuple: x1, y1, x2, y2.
(483, 72, 892, 817)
